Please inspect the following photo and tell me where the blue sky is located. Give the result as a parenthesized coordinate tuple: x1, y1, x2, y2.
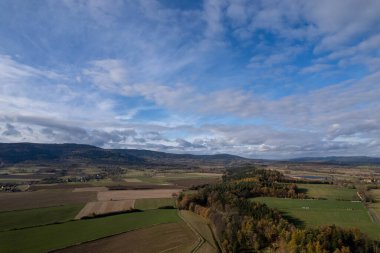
(0, 0, 380, 158)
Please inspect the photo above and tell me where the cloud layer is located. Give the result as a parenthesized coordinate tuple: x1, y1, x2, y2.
(0, 0, 379, 158)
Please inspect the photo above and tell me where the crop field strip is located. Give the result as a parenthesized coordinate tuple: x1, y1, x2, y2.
(0, 189, 97, 211)
(97, 188, 181, 201)
(0, 204, 84, 231)
(123, 171, 222, 186)
(168, 177, 220, 188)
(73, 188, 180, 219)
(0, 209, 180, 253)
(72, 187, 108, 192)
(28, 183, 93, 191)
(55, 222, 198, 253)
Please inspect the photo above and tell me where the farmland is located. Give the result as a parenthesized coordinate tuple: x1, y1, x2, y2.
(56, 222, 198, 253)
(0, 204, 83, 231)
(0, 182, 203, 253)
(97, 188, 180, 201)
(0, 209, 180, 253)
(0, 143, 379, 252)
(297, 183, 358, 200)
(0, 189, 96, 211)
(72, 186, 108, 192)
(252, 197, 380, 240)
(0, 168, 220, 253)
(72, 187, 179, 218)
(122, 170, 222, 187)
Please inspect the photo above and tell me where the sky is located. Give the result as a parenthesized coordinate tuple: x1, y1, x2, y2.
(0, 0, 380, 159)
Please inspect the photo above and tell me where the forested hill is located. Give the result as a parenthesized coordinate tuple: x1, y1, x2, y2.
(289, 156, 380, 165)
(0, 142, 253, 167)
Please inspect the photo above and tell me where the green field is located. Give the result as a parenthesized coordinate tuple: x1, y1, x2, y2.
(297, 183, 358, 200)
(252, 197, 380, 240)
(0, 204, 83, 231)
(134, 198, 175, 210)
(0, 209, 180, 253)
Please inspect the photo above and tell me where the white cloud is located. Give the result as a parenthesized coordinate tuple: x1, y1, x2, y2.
(83, 59, 128, 91)
(0, 55, 62, 81)
(1, 1, 379, 158)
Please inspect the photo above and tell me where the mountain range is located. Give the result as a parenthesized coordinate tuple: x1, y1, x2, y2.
(0, 143, 379, 167)
(0, 143, 252, 168)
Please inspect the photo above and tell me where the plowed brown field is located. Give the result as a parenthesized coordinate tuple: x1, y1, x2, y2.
(0, 189, 97, 211)
(54, 222, 197, 253)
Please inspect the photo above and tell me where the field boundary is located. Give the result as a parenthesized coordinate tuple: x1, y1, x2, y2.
(0, 204, 73, 213)
(207, 223, 223, 253)
(0, 219, 73, 233)
(177, 210, 205, 253)
(178, 210, 222, 253)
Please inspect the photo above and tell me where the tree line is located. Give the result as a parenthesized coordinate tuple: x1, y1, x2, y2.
(177, 167, 378, 252)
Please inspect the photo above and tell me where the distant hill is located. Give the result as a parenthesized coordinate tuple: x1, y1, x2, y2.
(289, 156, 380, 165)
(118, 149, 248, 164)
(0, 143, 252, 168)
(0, 143, 145, 166)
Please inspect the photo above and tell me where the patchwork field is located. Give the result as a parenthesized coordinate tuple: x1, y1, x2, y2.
(0, 204, 83, 231)
(28, 183, 93, 191)
(0, 189, 97, 211)
(252, 197, 380, 240)
(71, 188, 180, 219)
(122, 171, 222, 186)
(169, 177, 220, 188)
(0, 209, 180, 253)
(134, 198, 175, 210)
(297, 183, 358, 200)
(55, 222, 198, 253)
(75, 200, 134, 219)
(97, 189, 180, 201)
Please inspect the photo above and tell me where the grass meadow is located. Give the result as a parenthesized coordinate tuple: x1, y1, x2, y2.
(252, 196, 380, 240)
(297, 183, 358, 200)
